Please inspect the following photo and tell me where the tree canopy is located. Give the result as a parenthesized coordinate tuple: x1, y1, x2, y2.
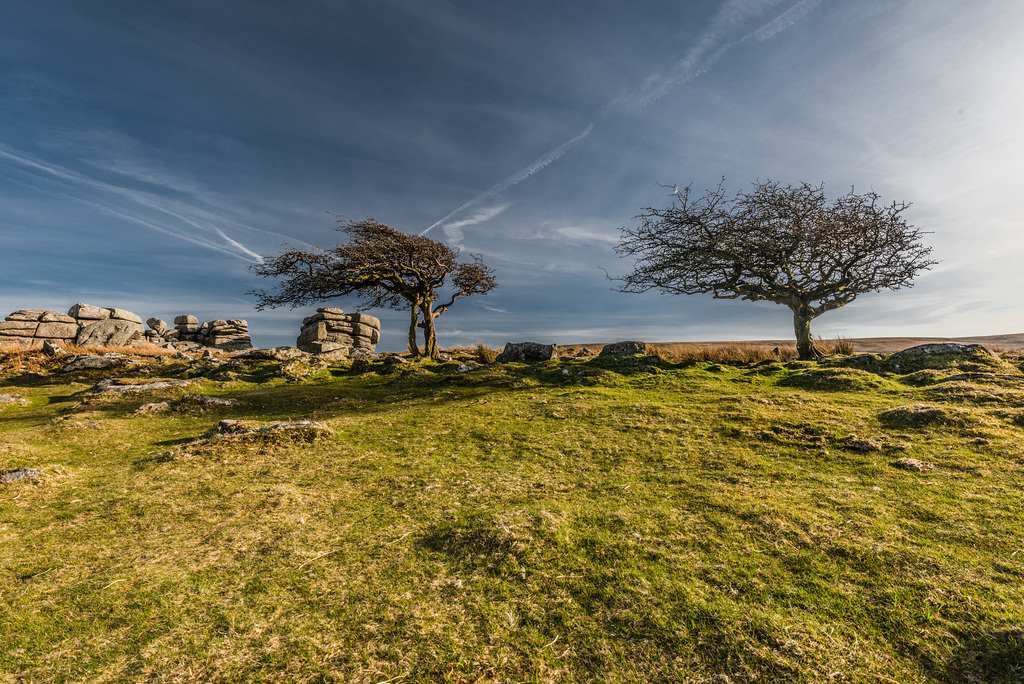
(249, 217, 496, 358)
(615, 180, 936, 359)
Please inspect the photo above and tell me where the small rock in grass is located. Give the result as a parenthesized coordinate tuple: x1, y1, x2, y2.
(215, 419, 330, 438)
(61, 355, 130, 372)
(0, 394, 28, 405)
(892, 457, 936, 471)
(278, 356, 329, 379)
(495, 342, 558, 363)
(42, 340, 67, 357)
(91, 378, 193, 393)
(0, 468, 42, 483)
(134, 401, 173, 413)
(181, 394, 240, 407)
(843, 435, 883, 452)
(217, 419, 248, 434)
(600, 341, 647, 356)
(236, 347, 309, 362)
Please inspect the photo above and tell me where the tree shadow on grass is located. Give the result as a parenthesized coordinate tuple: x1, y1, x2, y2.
(946, 627, 1024, 683)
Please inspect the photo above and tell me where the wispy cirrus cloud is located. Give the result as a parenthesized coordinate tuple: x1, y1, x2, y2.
(421, 124, 594, 236)
(0, 143, 300, 262)
(423, 0, 824, 238)
(441, 203, 511, 243)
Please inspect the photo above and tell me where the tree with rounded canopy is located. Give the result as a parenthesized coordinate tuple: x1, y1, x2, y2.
(249, 217, 496, 359)
(615, 180, 936, 360)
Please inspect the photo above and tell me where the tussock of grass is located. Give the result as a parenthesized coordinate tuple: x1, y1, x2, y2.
(2, 346, 1024, 682)
(778, 366, 893, 391)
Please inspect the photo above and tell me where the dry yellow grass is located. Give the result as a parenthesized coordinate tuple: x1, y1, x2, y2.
(0, 342, 182, 373)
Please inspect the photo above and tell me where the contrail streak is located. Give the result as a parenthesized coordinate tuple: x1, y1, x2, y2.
(422, 0, 823, 237)
(750, 0, 823, 41)
(421, 123, 593, 236)
(0, 145, 267, 262)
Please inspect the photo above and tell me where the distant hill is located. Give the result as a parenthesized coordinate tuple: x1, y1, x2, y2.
(562, 333, 1024, 355)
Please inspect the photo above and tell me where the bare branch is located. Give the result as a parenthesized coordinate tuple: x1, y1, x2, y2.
(614, 180, 936, 359)
(248, 217, 497, 357)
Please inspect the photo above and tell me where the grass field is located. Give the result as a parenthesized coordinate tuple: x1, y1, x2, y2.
(2, 343, 1023, 683)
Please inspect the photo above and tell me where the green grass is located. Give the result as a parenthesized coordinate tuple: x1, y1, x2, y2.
(2, 349, 1024, 682)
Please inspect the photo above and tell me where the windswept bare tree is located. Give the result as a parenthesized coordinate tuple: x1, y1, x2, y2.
(615, 180, 936, 359)
(249, 217, 496, 359)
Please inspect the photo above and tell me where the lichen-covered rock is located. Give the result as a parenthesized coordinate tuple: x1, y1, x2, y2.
(5, 309, 49, 322)
(237, 347, 309, 362)
(1, 468, 42, 483)
(495, 342, 558, 363)
(164, 314, 252, 351)
(91, 378, 193, 393)
(278, 356, 329, 380)
(42, 341, 66, 356)
(0, 321, 37, 337)
(36, 321, 79, 339)
(61, 355, 133, 372)
(600, 341, 647, 356)
(76, 319, 143, 347)
(107, 308, 143, 324)
(180, 394, 240, 407)
(68, 303, 110, 320)
(297, 308, 381, 354)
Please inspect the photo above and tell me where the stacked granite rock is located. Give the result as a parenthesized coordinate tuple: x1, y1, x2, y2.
(0, 310, 79, 348)
(0, 304, 143, 349)
(144, 315, 252, 351)
(71, 304, 144, 347)
(202, 319, 253, 351)
(297, 307, 380, 354)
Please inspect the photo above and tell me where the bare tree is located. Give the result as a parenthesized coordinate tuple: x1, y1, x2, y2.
(249, 217, 496, 359)
(615, 180, 936, 359)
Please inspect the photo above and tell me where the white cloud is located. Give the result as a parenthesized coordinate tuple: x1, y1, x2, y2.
(441, 203, 511, 243)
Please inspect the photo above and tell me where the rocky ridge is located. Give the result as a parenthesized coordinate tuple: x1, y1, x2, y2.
(0, 303, 252, 352)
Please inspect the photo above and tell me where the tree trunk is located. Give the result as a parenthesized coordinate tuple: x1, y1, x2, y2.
(793, 306, 821, 360)
(407, 306, 421, 356)
(421, 299, 439, 360)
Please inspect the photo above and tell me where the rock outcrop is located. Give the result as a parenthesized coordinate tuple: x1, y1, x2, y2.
(495, 341, 558, 363)
(0, 304, 252, 352)
(297, 308, 380, 355)
(142, 315, 252, 351)
(600, 341, 647, 356)
(0, 304, 143, 349)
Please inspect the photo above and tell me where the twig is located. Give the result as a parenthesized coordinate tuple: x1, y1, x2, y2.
(386, 532, 412, 546)
(101, 579, 126, 590)
(296, 549, 342, 570)
(541, 635, 559, 650)
(375, 674, 407, 684)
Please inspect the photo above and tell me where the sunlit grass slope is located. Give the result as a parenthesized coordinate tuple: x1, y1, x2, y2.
(2, 346, 1023, 683)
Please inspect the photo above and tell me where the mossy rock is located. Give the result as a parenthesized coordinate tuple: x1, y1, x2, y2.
(277, 357, 330, 381)
(887, 344, 1018, 375)
(777, 367, 889, 391)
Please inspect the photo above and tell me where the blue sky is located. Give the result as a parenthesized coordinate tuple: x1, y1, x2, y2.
(2, 0, 1023, 350)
